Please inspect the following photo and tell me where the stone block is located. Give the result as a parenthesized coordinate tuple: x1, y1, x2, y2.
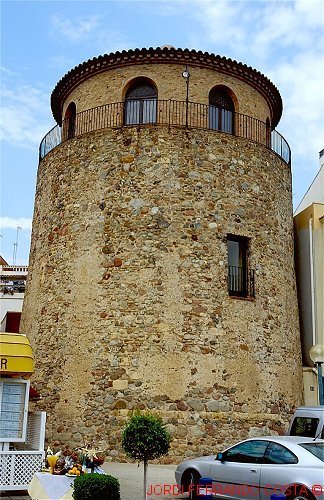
(112, 380, 129, 390)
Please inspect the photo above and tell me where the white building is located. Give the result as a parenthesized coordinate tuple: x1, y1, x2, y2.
(0, 256, 28, 332)
(294, 149, 324, 405)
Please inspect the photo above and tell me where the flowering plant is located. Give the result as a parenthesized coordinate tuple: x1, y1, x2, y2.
(77, 444, 105, 472)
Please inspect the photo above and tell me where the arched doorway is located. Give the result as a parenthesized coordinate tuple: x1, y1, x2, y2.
(124, 79, 157, 125)
(208, 87, 235, 134)
(63, 102, 76, 140)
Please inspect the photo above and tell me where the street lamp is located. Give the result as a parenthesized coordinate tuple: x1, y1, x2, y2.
(182, 65, 190, 128)
(309, 344, 324, 405)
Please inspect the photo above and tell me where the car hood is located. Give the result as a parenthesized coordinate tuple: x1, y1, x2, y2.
(181, 455, 216, 465)
(197, 455, 216, 462)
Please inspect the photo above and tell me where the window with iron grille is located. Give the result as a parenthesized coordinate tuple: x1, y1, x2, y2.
(227, 235, 255, 298)
(124, 79, 157, 125)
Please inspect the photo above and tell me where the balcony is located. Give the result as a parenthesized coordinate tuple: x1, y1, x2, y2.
(228, 266, 255, 298)
(39, 100, 291, 165)
(1, 283, 26, 295)
(0, 266, 28, 277)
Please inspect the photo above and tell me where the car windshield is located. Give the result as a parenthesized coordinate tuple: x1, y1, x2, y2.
(290, 417, 319, 437)
(299, 442, 324, 462)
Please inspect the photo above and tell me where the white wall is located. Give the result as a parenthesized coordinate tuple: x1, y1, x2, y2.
(0, 294, 24, 329)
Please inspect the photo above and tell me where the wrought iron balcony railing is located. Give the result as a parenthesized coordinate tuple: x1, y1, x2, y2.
(1, 284, 26, 294)
(228, 266, 255, 298)
(39, 100, 291, 165)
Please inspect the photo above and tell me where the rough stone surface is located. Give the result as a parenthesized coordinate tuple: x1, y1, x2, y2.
(21, 125, 303, 461)
(21, 58, 302, 461)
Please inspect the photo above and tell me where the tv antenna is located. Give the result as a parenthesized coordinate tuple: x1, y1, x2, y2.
(13, 226, 22, 266)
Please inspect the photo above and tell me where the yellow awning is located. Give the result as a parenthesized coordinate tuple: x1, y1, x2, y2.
(0, 332, 34, 379)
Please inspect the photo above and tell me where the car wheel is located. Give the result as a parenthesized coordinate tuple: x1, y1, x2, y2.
(183, 469, 201, 500)
(286, 485, 316, 500)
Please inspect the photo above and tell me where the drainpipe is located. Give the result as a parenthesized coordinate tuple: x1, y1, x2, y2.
(309, 217, 316, 346)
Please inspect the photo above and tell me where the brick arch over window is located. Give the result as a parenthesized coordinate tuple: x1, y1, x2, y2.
(124, 78, 157, 125)
(208, 86, 236, 134)
(63, 102, 76, 140)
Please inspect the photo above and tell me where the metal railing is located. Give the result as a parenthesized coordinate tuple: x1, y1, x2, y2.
(1, 285, 26, 294)
(0, 265, 28, 273)
(39, 100, 291, 165)
(228, 266, 255, 298)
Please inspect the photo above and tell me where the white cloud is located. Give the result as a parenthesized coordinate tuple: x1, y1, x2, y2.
(188, 0, 324, 171)
(0, 218, 32, 231)
(92, 30, 134, 55)
(50, 13, 132, 55)
(52, 14, 100, 43)
(189, 0, 323, 60)
(249, 0, 323, 61)
(192, 0, 246, 50)
(49, 54, 73, 70)
(0, 82, 53, 149)
(268, 51, 324, 160)
(0, 66, 18, 77)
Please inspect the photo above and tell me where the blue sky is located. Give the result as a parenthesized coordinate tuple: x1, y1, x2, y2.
(1, 0, 323, 264)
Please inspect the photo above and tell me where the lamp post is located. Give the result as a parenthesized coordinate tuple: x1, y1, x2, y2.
(182, 65, 190, 128)
(309, 344, 324, 405)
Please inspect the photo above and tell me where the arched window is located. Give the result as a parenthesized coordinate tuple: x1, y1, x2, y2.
(124, 79, 157, 125)
(208, 87, 234, 134)
(63, 102, 76, 140)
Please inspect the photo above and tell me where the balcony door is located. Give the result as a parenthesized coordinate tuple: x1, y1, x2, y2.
(124, 79, 157, 125)
(209, 87, 234, 134)
(63, 102, 76, 140)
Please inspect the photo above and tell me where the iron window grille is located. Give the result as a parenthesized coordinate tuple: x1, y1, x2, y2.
(227, 235, 255, 298)
(228, 265, 255, 298)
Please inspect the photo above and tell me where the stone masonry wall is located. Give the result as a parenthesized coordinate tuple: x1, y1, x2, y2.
(62, 63, 271, 124)
(21, 126, 303, 461)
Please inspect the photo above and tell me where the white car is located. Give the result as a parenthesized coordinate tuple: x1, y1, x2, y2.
(288, 406, 324, 439)
(175, 436, 324, 500)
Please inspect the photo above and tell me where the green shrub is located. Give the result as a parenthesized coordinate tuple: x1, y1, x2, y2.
(72, 473, 120, 500)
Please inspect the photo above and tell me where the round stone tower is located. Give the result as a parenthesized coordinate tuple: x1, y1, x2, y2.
(21, 47, 303, 460)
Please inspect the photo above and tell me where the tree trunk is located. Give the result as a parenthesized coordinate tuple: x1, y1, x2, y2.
(143, 460, 148, 500)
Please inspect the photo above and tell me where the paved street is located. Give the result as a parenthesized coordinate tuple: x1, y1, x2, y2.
(0, 462, 187, 500)
(102, 462, 186, 500)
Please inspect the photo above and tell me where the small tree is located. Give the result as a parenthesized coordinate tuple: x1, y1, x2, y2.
(122, 411, 171, 500)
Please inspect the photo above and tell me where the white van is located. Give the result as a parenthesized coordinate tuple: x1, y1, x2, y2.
(288, 406, 324, 439)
